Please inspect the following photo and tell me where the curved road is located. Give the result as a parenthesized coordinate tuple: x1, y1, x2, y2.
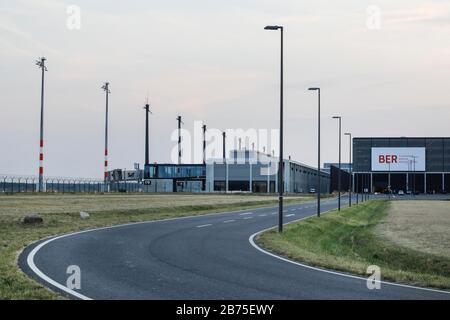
(19, 196, 450, 299)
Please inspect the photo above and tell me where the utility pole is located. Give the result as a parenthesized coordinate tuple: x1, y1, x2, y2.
(222, 131, 226, 161)
(223, 131, 228, 193)
(308, 87, 321, 217)
(176, 116, 183, 164)
(101, 82, 110, 191)
(143, 100, 152, 166)
(345, 132, 352, 207)
(264, 24, 284, 232)
(356, 173, 359, 204)
(36, 57, 47, 192)
(332, 116, 342, 210)
(202, 124, 207, 165)
(362, 173, 365, 202)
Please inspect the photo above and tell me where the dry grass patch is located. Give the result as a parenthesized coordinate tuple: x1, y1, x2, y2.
(0, 193, 311, 299)
(376, 200, 450, 259)
(258, 200, 450, 289)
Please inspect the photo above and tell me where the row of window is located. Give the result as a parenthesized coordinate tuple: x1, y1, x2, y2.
(144, 165, 205, 179)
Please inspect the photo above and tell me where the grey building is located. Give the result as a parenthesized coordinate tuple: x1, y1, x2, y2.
(353, 137, 450, 194)
(206, 150, 330, 194)
(108, 150, 330, 194)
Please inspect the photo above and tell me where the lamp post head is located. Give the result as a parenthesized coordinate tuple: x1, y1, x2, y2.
(36, 57, 48, 71)
(308, 87, 320, 91)
(332, 116, 341, 119)
(264, 25, 282, 30)
(344, 132, 351, 136)
(101, 82, 110, 93)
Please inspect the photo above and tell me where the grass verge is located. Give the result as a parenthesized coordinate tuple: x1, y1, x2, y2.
(257, 200, 450, 289)
(0, 193, 311, 299)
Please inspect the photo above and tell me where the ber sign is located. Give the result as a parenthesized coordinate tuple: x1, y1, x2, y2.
(371, 148, 425, 172)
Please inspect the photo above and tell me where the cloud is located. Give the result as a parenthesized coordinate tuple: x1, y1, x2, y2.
(384, 3, 450, 27)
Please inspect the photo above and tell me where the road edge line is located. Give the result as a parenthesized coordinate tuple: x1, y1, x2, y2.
(22, 197, 321, 300)
(249, 209, 450, 296)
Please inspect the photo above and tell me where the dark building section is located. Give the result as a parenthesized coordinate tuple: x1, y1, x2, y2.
(143, 163, 206, 192)
(330, 165, 350, 193)
(353, 137, 450, 194)
(354, 173, 372, 193)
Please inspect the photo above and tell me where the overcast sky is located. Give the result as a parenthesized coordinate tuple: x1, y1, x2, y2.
(1, 0, 449, 178)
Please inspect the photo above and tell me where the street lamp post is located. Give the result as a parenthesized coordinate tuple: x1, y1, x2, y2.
(222, 131, 228, 193)
(176, 116, 183, 164)
(344, 132, 352, 207)
(356, 173, 359, 204)
(361, 174, 364, 202)
(264, 25, 284, 232)
(101, 82, 110, 192)
(413, 157, 416, 196)
(202, 124, 207, 165)
(143, 101, 152, 166)
(332, 116, 342, 210)
(308, 87, 321, 217)
(36, 57, 47, 192)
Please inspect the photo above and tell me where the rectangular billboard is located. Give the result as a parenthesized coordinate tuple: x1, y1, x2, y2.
(371, 147, 425, 172)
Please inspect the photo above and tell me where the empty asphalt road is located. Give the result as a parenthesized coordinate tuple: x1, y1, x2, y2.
(20, 196, 450, 299)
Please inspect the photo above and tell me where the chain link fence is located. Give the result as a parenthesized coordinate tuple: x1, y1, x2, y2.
(0, 174, 142, 193)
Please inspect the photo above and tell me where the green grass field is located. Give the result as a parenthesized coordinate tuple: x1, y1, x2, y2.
(258, 200, 450, 289)
(0, 193, 312, 299)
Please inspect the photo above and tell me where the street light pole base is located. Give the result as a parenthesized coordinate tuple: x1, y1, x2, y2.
(278, 195, 283, 233)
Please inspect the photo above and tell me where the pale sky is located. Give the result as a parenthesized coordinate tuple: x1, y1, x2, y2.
(1, 0, 449, 178)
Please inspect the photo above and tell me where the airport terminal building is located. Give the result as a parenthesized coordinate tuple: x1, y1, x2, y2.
(108, 150, 331, 194)
(353, 137, 450, 194)
(206, 150, 330, 194)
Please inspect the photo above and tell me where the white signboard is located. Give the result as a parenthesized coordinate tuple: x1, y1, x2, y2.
(371, 148, 425, 172)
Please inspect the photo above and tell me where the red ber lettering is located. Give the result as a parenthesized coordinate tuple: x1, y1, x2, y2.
(379, 155, 398, 164)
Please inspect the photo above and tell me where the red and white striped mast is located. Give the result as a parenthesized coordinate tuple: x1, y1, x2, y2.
(101, 82, 110, 191)
(36, 57, 47, 192)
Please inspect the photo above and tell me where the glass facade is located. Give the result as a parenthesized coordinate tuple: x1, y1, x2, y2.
(353, 137, 450, 194)
(144, 164, 205, 179)
(353, 137, 450, 173)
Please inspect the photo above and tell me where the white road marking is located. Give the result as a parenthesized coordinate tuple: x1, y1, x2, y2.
(26, 236, 92, 300)
(197, 224, 212, 228)
(243, 217, 253, 220)
(223, 220, 235, 223)
(258, 214, 267, 217)
(285, 214, 295, 217)
(249, 211, 450, 296)
(239, 212, 253, 216)
(23, 197, 343, 301)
